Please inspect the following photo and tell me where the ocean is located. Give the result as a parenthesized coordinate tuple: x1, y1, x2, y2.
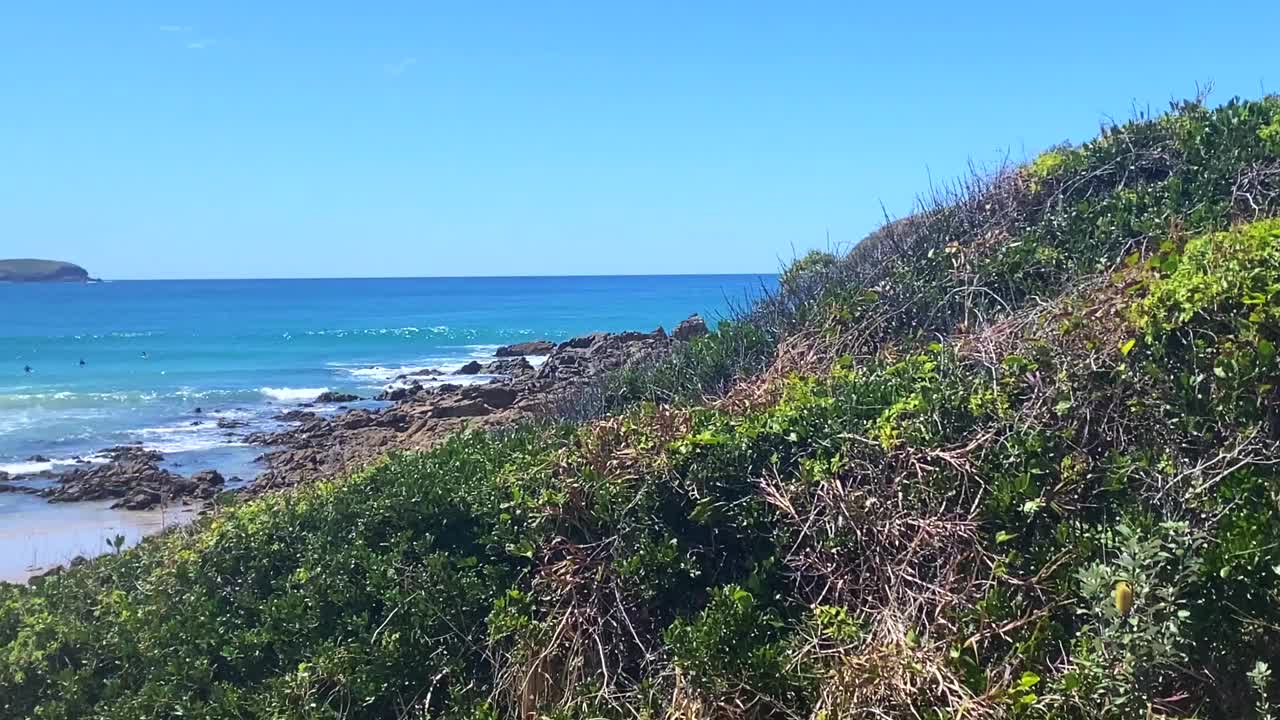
(0, 275, 771, 580)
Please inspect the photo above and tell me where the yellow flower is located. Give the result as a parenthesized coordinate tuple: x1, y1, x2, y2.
(1114, 581, 1134, 614)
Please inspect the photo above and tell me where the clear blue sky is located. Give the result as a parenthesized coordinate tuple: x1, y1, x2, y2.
(1, 2, 1275, 279)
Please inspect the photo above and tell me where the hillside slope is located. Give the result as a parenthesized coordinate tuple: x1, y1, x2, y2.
(0, 259, 91, 283)
(2, 96, 1279, 720)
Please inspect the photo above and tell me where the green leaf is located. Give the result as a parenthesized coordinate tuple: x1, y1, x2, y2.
(1120, 338, 1137, 356)
(1258, 338, 1277, 363)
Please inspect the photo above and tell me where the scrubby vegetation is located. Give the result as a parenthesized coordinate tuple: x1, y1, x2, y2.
(3, 95, 1280, 719)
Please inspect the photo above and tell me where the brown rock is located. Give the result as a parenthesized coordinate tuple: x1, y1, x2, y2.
(428, 398, 492, 418)
(273, 409, 319, 422)
(495, 340, 555, 357)
(113, 489, 162, 510)
(482, 356, 535, 377)
(375, 383, 423, 402)
(673, 314, 709, 341)
(462, 383, 518, 409)
(315, 391, 361, 404)
(192, 469, 226, 486)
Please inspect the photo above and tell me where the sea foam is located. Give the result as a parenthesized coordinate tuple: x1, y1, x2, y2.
(259, 387, 328, 403)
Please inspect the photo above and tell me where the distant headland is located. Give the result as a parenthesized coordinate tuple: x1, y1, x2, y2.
(0, 259, 97, 283)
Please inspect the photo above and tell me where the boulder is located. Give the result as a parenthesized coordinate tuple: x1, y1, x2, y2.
(428, 398, 492, 419)
(673, 314, 709, 341)
(495, 340, 555, 357)
(315, 391, 361, 404)
(340, 411, 377, 430)
(396, 367, 442, 380)
(462, 383, 518, 409)
(561, 332, 610, 350)
(456, 360, 484, 375)
(26, 454, 49, 463)
(376, 383, 423, 402)
(114, 489, 162, 511)
(100, 445, 163, 463)
(191, 469, 226, 487)
(374, 411, 413, 431)
(481, 356, 534, 377)
(216, 417, 248, 429)
(273, 410, 319, 423)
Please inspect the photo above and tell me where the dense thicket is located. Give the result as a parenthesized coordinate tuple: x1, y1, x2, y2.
(3, 95, 1279, 720)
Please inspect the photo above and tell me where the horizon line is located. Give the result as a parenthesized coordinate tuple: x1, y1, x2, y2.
(83, 271, 780, 283)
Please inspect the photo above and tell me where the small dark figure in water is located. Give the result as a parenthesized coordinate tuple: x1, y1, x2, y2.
(79, 358, 86, 367)
(23, 365, 32, 374)
(141, 351, 149, 360)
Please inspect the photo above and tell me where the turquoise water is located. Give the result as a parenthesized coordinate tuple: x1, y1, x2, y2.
(0, 275, 771, 473)
(0, 275, 770, 579)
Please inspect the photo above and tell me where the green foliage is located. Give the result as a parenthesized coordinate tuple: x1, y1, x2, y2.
(0, 428, 566, 719)
(1059, 522, 1205, 718)
(610, 320, 774, 405)
(779, 249, 839, 292)
(665, 585, 813, 709)
(1136, 218, 1280, 336)
(5, 94, 1280, 720)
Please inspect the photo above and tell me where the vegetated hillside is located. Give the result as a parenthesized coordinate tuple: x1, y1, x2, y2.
(0, 259, 91, 282)
(2, 95, 1279, 720)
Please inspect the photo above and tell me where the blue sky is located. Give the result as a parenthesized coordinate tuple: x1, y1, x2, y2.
(1, 2, 1275, 279)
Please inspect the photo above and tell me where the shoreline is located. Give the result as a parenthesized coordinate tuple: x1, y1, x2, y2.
(0, 316, 708, 583)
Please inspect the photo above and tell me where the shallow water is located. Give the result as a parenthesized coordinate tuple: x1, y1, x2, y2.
(0, 491, 198, 583)
(0, 274, 775, 580)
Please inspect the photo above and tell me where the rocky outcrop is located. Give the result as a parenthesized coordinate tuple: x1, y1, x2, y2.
(481, 356, 535, 378)
(495, 340, 555, 357)
(247, 326, 674, 492)
(375, 383, 424, 402)
(35, 446, 225, 510)
(272, 409, 320, 423)
(673, 314, 709, 341)
(456, 361, 484, 375)
(315, 391, 361, 404)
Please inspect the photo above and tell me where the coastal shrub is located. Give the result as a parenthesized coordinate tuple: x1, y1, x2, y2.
(609, 320, 774, 405)
(4, 94, 1280, 720)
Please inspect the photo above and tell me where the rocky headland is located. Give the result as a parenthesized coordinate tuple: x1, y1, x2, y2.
(0, 259, 95, 283)
(245, 319, 702, 492)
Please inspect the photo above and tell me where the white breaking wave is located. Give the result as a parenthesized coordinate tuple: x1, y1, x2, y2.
(0, 454, 109, 476)
(139, 435, 249, 454)
(336, 364, 442, 383)
(259, 387, 328, 403)
(302, 326, 453, 338)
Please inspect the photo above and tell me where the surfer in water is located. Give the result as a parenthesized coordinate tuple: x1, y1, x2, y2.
(79, 358, 86, 367)
(23, 365, 32, 374)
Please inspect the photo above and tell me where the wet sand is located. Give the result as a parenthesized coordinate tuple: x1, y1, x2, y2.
(0, 491, 199, 583)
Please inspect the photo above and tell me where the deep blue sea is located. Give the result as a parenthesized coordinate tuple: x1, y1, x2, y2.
(0, 275, 771, 580)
